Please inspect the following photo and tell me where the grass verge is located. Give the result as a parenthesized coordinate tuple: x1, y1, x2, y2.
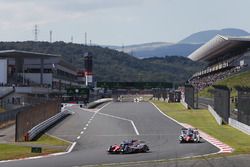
(0, 134, 70, 161)
(152, 101, 250, 154)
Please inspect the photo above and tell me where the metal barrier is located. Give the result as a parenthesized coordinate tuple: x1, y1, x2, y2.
(208, 105, 223, 125)
(27, 109, 72, 141)
(87, 98, 113, 109)
(229, 118, 250, 135)
(180, 99, 188, 109)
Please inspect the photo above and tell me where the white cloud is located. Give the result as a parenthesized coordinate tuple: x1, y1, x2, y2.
(0, 0, 145, 31)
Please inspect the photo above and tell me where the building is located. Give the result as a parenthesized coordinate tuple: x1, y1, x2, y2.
(0, 50, 85, 91)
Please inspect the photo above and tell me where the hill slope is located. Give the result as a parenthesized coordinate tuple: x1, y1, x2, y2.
(112, 28, 250, 58)
(0, 41, 203, 83)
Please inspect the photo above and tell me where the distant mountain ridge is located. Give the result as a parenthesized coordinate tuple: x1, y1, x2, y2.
(109, 28, 250, 58)
(179, 28, 250, 44)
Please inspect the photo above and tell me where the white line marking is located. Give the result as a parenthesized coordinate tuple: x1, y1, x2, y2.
(98, 112, 130, 121)
(67, 142, 76, 153)
(130, 120, 140, 135)
(150, 102, 182, 125)
(86, 124, 89, 127)
(45, 133, 73, 144)
(83, 127, 87, 130)
(77, 136, 81, 140)
(97, 112, 140, 135)
(80, 131, 84, 134)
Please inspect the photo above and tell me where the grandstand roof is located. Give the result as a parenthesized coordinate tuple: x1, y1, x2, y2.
(188, 35, 250, 62)
(0, 50, 60, 58)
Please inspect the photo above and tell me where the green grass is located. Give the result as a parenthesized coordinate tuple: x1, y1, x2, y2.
(0, 134, 70, 161)
(153, 101, 250, 154)
(199, 70, 250, 98)
(30, 134, 70, 146)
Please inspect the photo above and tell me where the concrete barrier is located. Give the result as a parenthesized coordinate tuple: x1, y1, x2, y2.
(180, 99, 188, 109)
(87, 98, 113, 109)
(229, 118, 250, 135)
(208, 105, 222, 125)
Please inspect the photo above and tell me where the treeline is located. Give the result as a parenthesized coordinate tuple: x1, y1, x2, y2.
(0, 41, 204, 83)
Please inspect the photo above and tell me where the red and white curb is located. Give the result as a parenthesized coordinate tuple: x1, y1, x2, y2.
(151, 102, 234, 154)
(180, 123, 233, 153)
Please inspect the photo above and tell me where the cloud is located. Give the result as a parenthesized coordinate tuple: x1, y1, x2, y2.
(0, 0, 145, 30)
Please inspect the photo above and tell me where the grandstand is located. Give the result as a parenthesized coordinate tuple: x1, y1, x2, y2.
(188, 35, 250, 91)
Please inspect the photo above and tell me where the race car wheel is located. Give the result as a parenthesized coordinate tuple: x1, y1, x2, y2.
(142, 145, 149, 152)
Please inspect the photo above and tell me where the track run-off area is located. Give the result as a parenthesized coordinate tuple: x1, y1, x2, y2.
(1, 102, 219, 167)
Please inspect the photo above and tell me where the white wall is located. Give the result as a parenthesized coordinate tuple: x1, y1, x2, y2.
(0, 59, 7, 84)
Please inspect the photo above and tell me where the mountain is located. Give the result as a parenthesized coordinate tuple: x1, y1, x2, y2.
(179, 28, 250, 44)
(129, 43, 202, 58)
(106, 42, 173, 58)
(0, 41, 204, 83)
(109, 28, 250, 58)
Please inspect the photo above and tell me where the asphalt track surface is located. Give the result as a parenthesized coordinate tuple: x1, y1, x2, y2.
(1, 102, 219, 167)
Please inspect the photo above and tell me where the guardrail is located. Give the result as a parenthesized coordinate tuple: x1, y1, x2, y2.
(229, 118, 250, 135)
(208, 105, 222, 125)
(26, 109, 72, 141)
(180, 99, 188, 109)
(87, 98, 113, 109)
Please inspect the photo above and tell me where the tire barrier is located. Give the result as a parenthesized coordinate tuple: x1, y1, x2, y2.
(26, 110, 72, 141)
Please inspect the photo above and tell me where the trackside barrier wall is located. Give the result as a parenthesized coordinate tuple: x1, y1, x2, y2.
(27, 110, 72, 140)
(208, 105, 223, 125)
(184, 85, 194, 109)
(87, 98, 113, 109)
(213, 85, 230, 123)
(229, 118, 250, 135)
(180, 99, 188, 109)
(15, 99, 61, 142)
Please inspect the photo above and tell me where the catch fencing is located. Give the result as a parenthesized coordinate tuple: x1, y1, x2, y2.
(0, 106, 29, 125)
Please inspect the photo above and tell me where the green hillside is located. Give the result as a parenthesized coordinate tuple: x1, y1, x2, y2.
(0, 41, 203, 83)
(199, 70, 250, 97)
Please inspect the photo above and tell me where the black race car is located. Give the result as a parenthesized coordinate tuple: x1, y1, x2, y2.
(107, 139, 149, 154)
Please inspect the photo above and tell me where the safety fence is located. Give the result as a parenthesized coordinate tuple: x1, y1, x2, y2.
(0, 106, 29, 125)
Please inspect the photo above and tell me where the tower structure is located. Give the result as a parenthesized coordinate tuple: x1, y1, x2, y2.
(49, 30, 52, 43)
(34, 24, 39, 41)
(84, 52, 93, 86)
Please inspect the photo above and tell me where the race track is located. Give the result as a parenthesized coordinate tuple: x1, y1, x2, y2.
(1, 102, 219, 167)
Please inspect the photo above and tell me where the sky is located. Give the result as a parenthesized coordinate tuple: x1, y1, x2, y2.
(0, 0, 250, 45)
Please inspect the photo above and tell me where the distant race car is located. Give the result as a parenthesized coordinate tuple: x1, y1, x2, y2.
(107, 139, 149, 154)
(179, 128, 201, 143)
